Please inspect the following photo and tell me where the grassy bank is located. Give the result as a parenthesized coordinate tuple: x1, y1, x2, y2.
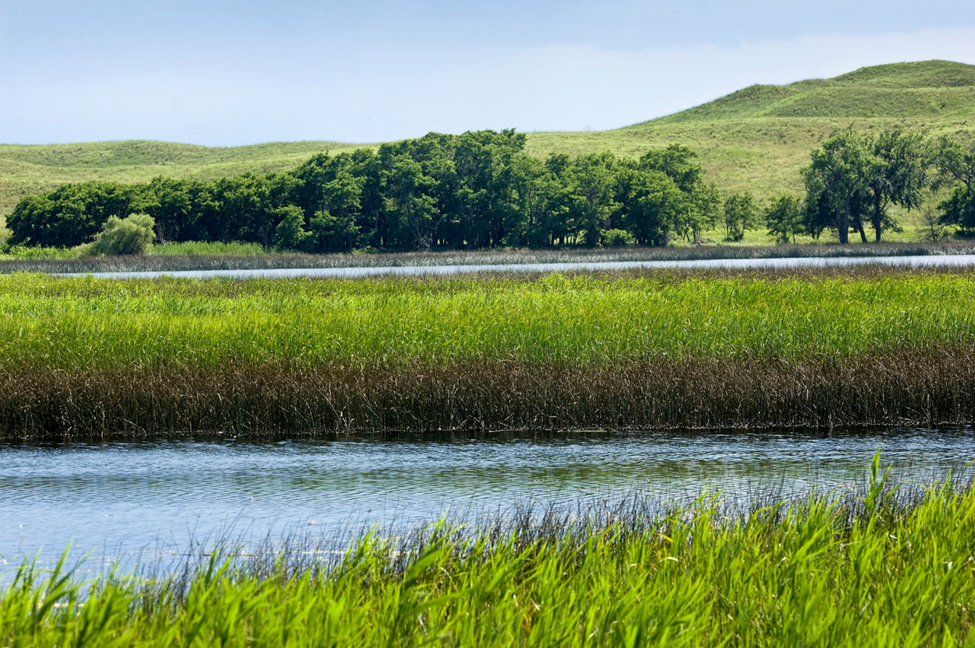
(4, 468, 975, 646)
(1, 267, 975, 439)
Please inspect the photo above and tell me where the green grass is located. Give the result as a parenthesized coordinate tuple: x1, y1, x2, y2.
(0, 240, 970, 275)
(2, 268, 975, 438)
(4, 467, 975, 646)
(0, 269, 970, 369)
(146, 241, 271, 257)
(3, 60, 975, 236)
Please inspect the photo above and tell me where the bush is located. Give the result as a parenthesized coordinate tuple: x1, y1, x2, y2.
(88, 213, 156, 256)
(600, 229, 636, 248)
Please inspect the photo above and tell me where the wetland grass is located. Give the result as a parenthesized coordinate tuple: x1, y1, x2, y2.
(3, 470, 975, 646)
(3, 267, 975, 439)
(1, 240, 974, 275)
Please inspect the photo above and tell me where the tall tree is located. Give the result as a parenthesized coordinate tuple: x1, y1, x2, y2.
(723, 192, 758, 242)
(864, 129, 927, 241)
(764, 194, 804, 245)
(615, 164, 687, 246)
(803, 130, 871, 244)
(934, 136, 975, 235)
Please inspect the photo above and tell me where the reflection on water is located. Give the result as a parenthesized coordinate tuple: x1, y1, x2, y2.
(1, 428, 973, 570)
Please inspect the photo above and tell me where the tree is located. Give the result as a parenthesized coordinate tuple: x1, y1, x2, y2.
(383, 156, 437, 250)
(5, 131, 730, 254)
(723, 192, 758, 242)
(88, 213, 156, 255)
(803, 129, 930, 244)
(616, 165, 687, 246)
(937, 186, 975, 235)
(934, 136, 975, 234)
(763, 194, 804, 244)
(8, 182, 145, 248)
(307, 209, 359, 253)
(864, 129, 927, 241)
(569, 154, 619, 247)
(273, 206, 308, 251)
(802, 130, 871, 244)
(935, 135, 975, 195)
(639, 145, 718, 242)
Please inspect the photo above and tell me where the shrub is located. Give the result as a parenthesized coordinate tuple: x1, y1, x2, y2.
(600, 228, 636, 248)
(88, 213, 156, 256)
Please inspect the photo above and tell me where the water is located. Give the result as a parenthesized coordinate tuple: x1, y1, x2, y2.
(63, 254, 975, 280)
(2, 428, 974, 573)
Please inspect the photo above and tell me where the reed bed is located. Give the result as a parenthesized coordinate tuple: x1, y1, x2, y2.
(3, 467, 975, 646)
(3, 267, 975, 439)
(1, 240, 974, 275)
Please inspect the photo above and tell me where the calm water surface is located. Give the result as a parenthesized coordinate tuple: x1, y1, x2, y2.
(2, 429, 973, 572)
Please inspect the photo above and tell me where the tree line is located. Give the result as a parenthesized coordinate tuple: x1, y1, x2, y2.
(8, 128, 975, 251)
(760, 130, 975, 244)
(7, 131, 722, 252)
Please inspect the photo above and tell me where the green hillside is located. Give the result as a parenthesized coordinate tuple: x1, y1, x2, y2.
(527, 60, 975, 202)
(0, 140, 366, 218)
(3, 60, 975, 220)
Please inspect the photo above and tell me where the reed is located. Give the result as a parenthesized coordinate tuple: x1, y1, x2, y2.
(1, 240, 974, 275)
(3, 267, 975, 439)
(3, 470, 974, 646)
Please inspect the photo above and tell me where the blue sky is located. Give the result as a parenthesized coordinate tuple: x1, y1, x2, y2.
(1, 0, 974, 145)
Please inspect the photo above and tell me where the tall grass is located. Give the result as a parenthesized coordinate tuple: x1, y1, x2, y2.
(1, 268, 975, 369)
(1, 267, 975, 438)
(146, 241, 271, 257)
(3, 470, 975, 646)
(1, 240, 974, 275)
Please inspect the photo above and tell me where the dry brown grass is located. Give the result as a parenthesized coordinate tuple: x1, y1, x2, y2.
(3, 347, 974, 441)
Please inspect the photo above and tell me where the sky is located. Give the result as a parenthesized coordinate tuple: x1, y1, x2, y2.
(1, 0, 974, 146)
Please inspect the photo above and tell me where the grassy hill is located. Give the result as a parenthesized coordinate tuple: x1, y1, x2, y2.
(3, 60, 975, 227)
(0, 140, 367, 219)
(527, 60, 975, 204)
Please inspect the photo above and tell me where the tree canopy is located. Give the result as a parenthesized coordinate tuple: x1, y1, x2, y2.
(7, 132, 720, 252)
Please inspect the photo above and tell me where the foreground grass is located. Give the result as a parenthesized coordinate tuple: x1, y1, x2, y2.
(3, 467, 975, 646)
(1, 266, 975, 438)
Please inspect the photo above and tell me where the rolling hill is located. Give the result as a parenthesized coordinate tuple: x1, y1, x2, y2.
(2, 60, 974, 221)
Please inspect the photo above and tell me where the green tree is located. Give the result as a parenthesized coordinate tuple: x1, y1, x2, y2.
(273, 206, 308, 251)
(8, 182, 146, 248)
(764, 194, 804, 244)
(570, 153, 619, 247)
(639, 145, 718, 242)
(616, 165, 687, 246)
(723, 192, 758, 242)
(937, 186, 975, 235)
(384, 156, 437, 250)
(803, 130, 871, 244)
(864, 129, 927, 241)
(934, 136, 975, 234)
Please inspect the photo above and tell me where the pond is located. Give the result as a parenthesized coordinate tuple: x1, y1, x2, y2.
(2, 428, 973, 573)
